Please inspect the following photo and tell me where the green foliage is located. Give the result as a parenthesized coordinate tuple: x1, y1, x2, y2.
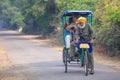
(0, 0, 119, 56)
(0, 0, 25, 29)
(0, 0, 96, 32)
(94, 0, 120, 56)
(10, 12, 25, 26)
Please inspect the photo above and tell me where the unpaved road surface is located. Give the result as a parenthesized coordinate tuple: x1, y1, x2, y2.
(0, 29, 120, 80)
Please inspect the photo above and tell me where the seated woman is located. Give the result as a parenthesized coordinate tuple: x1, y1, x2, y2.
(66, 16, 77, 42)
(64, 17, 73, 49)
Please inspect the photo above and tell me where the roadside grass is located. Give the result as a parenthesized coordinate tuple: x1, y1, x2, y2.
(94, 46, 120, 71)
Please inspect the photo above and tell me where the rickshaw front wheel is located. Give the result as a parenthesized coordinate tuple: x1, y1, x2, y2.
(84, 50, 89, 76)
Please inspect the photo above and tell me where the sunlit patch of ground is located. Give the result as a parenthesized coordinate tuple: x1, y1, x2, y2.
(1, 77, 15, 80)
(0, 47, 13, 80)
(0, 47, 11, 68)
(0, 47, 30, 80)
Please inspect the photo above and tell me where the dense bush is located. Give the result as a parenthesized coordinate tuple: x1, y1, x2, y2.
(94, 0, 120, 56)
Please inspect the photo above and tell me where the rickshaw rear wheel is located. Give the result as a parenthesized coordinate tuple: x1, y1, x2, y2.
(62, 47, 66, 64)
(65, 55, 68, 73)
(64, 47, 68, 73)
(62, 47, 68, 73)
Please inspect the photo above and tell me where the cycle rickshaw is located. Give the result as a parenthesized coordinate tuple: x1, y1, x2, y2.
(62, 10, 93, 76)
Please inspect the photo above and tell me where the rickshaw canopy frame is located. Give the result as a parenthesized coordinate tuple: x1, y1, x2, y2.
(62, 10, 92, 17)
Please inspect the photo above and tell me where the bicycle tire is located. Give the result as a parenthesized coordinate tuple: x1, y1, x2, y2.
(62, 47, 68, 73)
(84, 50, 89, 76)
(62, 47, 66, 64)
(65, 50, 68, 73)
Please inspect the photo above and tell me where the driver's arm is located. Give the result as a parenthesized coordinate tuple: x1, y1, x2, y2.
(75, 25, 80, 43)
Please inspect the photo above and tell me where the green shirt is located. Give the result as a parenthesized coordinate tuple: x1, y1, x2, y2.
(75, 23, 95, 42)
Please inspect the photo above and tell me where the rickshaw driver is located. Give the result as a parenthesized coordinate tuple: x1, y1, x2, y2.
(70, 17, 95, 74)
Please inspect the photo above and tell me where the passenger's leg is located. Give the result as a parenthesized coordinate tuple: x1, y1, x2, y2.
(65, 35, 70, 49)
(70, 42, 75, 60)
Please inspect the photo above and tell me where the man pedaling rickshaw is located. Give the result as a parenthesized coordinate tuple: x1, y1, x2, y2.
(70, 17, 95, 74)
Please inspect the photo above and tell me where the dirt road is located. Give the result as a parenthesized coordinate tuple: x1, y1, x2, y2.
(0, 29, 120, 80)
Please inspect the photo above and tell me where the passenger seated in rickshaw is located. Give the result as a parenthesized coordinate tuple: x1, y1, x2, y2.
(64, 14, 79, 49)
(66, 14, 79, 42)
(63, 17, 73, 49)
(66, 18, 76, 42)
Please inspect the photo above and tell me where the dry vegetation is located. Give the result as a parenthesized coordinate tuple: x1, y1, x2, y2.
(94, 45, 120, 71)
